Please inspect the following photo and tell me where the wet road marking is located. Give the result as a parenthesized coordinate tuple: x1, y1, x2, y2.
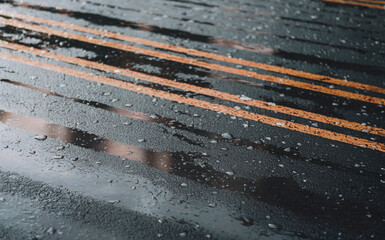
(1, 51, 384, 152)
(2, 78, 382, 180)
(323, 0, 385, 10)
(2, 40, 385, 138)
(1, 10, 385, 96)
(356, 0, 385, 4)
(0, 18, 384, 107)
(2, 76, 381, 180)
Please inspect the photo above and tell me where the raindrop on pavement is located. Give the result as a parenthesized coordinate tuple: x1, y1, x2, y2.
(239, 95, 252, 101)
(47, 227, 55, 235)
(221, 133, 232, 139)
(268, 223, 278, 229)
(34, 135, 47, 141)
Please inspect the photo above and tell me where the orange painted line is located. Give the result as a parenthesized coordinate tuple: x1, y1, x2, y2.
(1, 11, 385, 97)
(0, 51, 383, 153)
(356, 0, 385, 4)
(2, 40, 385, 138)
(323, 0, 385, 9)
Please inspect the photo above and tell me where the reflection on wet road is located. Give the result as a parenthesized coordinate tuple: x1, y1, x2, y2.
(0, 0, 385, 239)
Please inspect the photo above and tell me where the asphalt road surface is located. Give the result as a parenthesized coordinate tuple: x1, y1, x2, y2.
(0, 0, 385, 239)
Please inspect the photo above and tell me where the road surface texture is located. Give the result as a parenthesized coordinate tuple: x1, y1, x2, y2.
(0, 0, 384, 239)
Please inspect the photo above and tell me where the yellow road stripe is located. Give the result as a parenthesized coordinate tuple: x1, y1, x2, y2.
(0, 13, 385, 106)
(0, 50, 384, 152)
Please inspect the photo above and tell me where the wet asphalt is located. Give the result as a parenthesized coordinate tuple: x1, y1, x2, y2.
(0, 0, 385, 239)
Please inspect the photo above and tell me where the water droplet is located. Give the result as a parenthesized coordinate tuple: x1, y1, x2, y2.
(221, 133, 232, 139)
(47, 227, 55, 235)
(239, 95, 252, 101)
(57, 146, 65, 150)
(34, 135, 47, 141)
(268, 223, 277, 229)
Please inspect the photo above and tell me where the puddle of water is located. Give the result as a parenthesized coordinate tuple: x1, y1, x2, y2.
(1, 108, 384, 236)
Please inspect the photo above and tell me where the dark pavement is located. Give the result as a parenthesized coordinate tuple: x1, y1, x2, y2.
(0, 0, 385, 239)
